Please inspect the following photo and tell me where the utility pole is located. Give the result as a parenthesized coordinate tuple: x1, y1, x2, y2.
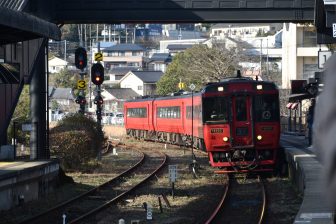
(96, 24, 99, 43)
(260, 39, 263, 77)
(64, 40, 66, 62)
(266, 38, 269, 77)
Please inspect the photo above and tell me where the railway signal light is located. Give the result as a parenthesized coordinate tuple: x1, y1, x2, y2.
(75, 95, 86, 105)
(75, 47, 87, 70)
(96, 109, 102, 120)
(91, 63, 104, 85)
(94, 96, 104, 105)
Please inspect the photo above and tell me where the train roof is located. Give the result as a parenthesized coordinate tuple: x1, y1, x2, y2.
(125, 91, 202, 102)
(202, 77, 278, 92)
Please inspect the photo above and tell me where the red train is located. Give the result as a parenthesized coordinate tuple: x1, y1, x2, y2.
(124, 76, 280, 173)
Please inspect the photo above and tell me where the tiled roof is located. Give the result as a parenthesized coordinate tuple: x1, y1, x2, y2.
(105, 88, 139, 100)
(149, 53, 172, 63)
(50, 87, 74, 100)
(131, 71, 163, 83)
(103, 43, 145, 52)
(109, 67, 137, 76)
(166, 44, 194, 50)
(165, 30, 203, 40)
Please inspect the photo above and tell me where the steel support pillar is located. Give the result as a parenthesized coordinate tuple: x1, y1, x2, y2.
(30, 41, 49, 160)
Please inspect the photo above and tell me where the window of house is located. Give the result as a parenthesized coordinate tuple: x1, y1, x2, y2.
(138, 86, 143, 90)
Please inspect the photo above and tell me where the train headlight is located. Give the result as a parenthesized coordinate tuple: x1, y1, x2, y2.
(218, 86, 224, 92)
(257, 85, 263, 90)
(257, 135, 263, 141)
(223, 137, 229, 142)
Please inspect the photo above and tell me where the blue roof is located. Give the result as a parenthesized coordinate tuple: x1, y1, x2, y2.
(103, 44, 145, 52)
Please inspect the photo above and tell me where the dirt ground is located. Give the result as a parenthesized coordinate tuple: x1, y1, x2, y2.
(0, 125, 302, 224)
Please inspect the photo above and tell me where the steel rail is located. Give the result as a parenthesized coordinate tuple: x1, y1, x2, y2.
(258, 176, 267, 224)
(19, 149, 145, 224)
(205, 175, 230, 224)
(68, 150, 167, 224)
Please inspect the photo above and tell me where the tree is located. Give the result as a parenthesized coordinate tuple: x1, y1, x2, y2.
(156, 43, 244, 95)
(51, 68, 78, 89)
(7, 85, 30, 143)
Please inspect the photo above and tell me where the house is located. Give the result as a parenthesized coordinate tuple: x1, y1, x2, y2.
(87, 88, 139, 114)
(210, 23, 281, 39)
(104, 88, 139, 112)
(120, 70, 164, 96)
(102, 43, 146, 69)
(91, 41, 116, 64)
(48, 57, 68, 73)
(103, 66, 137, 88)
(159, 39, 206, 54)
(147, 53, 172, 72)
(48, 86, 76, 121)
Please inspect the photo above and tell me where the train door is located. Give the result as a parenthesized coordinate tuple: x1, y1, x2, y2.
(231, 95, 253, 147)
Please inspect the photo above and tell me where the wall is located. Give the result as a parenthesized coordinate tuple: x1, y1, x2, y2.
(120, 74, 144, 95)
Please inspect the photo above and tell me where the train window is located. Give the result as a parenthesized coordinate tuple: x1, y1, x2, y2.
(235, 97, 247, 121)
(127, 108, 147, 118)
(254, 95, 279, 122)
(203, 97, 229, 123)
(157, 106, 180, 119)
(186, 105, 202, 120)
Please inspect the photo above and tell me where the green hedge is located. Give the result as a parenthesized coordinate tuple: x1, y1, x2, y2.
(50, 113, 105, 171)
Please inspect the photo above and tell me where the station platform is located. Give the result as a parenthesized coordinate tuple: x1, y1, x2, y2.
(0, 160, 59, 210)
(281, 134, 334, 224)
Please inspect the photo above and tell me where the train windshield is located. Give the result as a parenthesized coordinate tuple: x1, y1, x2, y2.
(203, 97, 229, 124)
(254, 94, 280, 122)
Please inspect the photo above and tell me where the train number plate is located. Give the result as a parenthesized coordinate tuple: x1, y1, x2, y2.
(261, 126, 273, 131)
(211, 128, 223, 133)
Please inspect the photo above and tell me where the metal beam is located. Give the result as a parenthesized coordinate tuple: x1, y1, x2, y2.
(24, 0, 315, 23)
(0, 6, 61, 44)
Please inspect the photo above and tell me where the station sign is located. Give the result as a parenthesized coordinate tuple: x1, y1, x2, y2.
(22, 123, 33, 132)
(318, 50, 333, 69)
(169, 165, 178, 182)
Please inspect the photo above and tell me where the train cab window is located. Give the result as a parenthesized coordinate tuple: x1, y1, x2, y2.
(203, 97, 229, 124)
(254, 95, 279, 122)
(235, 97, 247, 121)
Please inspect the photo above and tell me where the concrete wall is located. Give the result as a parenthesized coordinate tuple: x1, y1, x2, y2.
(0, 161, 59, 211)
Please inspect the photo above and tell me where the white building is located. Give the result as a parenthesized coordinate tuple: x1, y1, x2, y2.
(160, 39, 206, 54)
(281, 23, 328, 89)
(210, 23, 280, 39)
(120, 71, 163, 96)
(48, 57, 68, 73)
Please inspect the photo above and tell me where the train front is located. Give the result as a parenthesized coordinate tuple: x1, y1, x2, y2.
(202, 81, 280, 173)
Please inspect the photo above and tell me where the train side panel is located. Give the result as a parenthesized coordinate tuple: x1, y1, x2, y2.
(124, 100, 154, 131)
(153, 98, 184, 134)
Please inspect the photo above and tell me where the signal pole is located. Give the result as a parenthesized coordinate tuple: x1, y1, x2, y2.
(189, 83, 198, 178)
(92, 42, 105, 160)
(75, 47, 88, 113)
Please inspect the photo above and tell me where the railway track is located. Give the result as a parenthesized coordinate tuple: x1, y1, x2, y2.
(206, 175, 266, 224)
(19, 149, 167, 224)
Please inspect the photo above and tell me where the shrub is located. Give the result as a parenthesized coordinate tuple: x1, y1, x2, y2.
(50, 113, 105, 171)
